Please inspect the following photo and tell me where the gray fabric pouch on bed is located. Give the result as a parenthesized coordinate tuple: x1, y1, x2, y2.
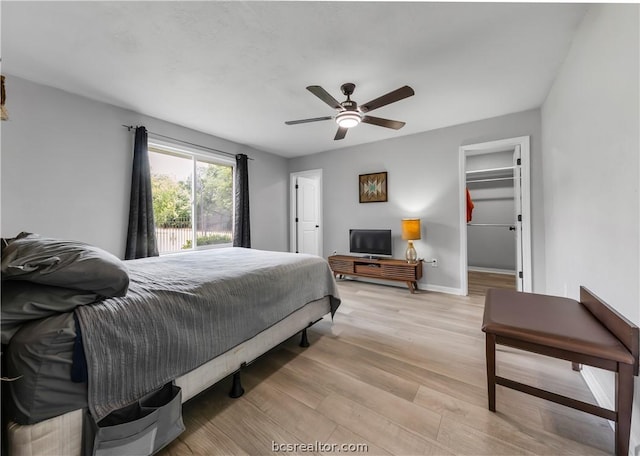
(82, 383, 184, 456)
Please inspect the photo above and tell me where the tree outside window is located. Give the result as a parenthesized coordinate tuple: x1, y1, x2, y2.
(149, 145, 233, 253)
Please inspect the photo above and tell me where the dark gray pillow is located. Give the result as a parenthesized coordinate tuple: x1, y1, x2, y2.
(1, 234, 129, 297)
(1, 281, 101, 344)
(1, 231, 30, 256)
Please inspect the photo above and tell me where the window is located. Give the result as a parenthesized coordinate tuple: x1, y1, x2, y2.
(148, 142, 234, 254)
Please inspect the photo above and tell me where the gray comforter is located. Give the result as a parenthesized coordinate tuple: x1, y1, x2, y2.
(76, 248, 340, 420)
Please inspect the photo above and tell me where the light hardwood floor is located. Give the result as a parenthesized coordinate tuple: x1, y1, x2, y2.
(468, 270, 516, 296)
(160, 278, 613, 455)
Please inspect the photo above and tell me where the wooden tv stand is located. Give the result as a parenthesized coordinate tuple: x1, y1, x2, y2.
(328, 255, 423, 293)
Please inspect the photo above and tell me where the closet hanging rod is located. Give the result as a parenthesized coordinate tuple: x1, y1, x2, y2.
(466, 177, 516, 184)
(467, 223, 516, 228)
(472, 197, 515, 201)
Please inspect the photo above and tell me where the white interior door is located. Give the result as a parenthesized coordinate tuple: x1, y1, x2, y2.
(295, 175, 321, 255)
(513, 145, 524, 291)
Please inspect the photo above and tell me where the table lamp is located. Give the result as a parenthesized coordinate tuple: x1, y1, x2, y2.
(401, 218, 421, 263)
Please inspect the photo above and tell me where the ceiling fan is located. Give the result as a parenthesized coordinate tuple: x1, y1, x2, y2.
(285, 83, 415, 140)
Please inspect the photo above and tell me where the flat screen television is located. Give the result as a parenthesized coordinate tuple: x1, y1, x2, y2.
(349, 229, 392, 257)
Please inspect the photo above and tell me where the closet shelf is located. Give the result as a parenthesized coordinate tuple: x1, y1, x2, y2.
(465, 166, 514, 176)
(466, 166, 515, 184)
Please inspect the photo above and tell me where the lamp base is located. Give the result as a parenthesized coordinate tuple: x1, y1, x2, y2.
(405, 241, 418, 264)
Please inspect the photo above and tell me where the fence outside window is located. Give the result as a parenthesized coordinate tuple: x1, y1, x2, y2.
(154, 216, 232, 253)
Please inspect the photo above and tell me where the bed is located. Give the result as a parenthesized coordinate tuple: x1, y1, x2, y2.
(1, 233, 340, 455)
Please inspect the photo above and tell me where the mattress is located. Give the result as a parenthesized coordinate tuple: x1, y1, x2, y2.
(76, 247, 340, 420)
(4, 247, 340, 423)
(5, 296, 335, 425)
(7, 297, 333, 456)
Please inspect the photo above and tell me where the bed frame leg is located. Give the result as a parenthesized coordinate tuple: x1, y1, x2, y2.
(300, 328, 310, 348)
(229, 371, 245, 398)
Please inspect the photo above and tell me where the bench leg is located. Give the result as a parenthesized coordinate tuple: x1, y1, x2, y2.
(615, 362, 633, 456)
(485, 332, 496, 412)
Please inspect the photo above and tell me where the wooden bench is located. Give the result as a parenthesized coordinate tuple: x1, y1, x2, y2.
(482, 287, 638, 456)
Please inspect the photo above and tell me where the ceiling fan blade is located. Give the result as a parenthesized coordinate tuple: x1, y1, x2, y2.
(362, 115, 406, 130)
(334, 127, 348, 140)
(307, 86, 343, 110)
(285, 116, 333, 125)
(359, 86, 415, 113)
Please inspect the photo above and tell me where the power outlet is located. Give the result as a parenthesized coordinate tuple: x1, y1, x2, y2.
(431, 259, 438, 268)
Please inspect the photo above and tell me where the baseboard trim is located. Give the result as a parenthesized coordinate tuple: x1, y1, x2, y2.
(468, 266, 516, 275)
(581, 367, 614, 426)
(422, 283, 464, 295)
(582, 366, 640, 455)
(632, 434, 640, 456)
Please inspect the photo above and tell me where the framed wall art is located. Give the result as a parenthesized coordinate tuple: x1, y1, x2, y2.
(359, 172, 388, 203)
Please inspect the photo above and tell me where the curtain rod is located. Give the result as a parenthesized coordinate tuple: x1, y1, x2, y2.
(122, 125, 253, 160)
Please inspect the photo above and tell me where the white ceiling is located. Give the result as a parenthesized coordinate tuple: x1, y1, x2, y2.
(2, 2, 587, 158)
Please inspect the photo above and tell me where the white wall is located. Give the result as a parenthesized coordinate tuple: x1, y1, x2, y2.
(541, 4, 640, 452)
(289, 109, 543, 294)
(0, 76, 289, 257)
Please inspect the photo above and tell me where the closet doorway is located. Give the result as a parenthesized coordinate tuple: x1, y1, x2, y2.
(458, 136, 531, 296)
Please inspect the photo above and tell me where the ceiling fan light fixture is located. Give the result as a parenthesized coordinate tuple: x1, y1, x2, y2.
(335, 111, 362, 129)
(285, 83, 414, 138)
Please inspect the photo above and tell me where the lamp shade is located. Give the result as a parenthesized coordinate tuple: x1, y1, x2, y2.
(401, 218, 421, 240)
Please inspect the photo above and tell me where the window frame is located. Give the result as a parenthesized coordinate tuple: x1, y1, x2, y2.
(148, 138, 235, 254)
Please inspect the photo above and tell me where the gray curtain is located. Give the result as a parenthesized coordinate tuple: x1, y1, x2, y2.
(233, 154, 251, 248)
(125, 126, 159, 259)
